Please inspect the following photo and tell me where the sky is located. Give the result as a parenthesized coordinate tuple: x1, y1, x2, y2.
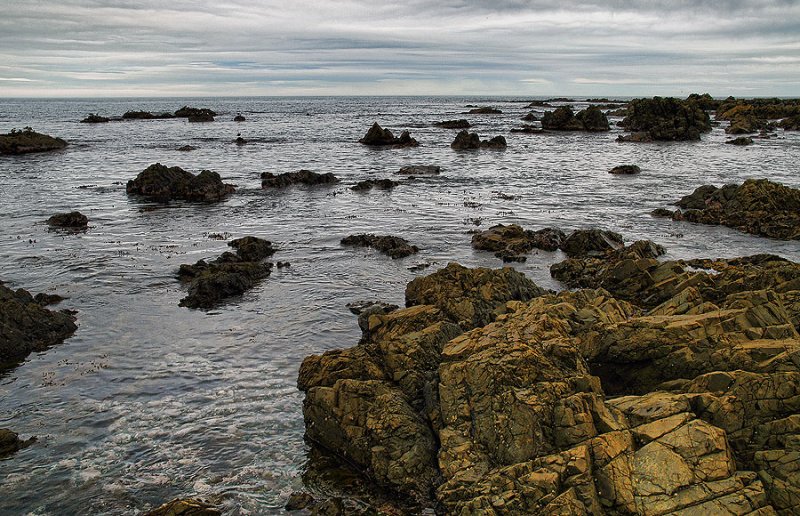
(1, 0, 798, 97)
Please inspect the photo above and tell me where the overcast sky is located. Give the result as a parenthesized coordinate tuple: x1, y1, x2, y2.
(1, 0, 798, 97)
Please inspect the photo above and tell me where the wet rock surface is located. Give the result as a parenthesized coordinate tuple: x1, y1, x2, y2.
(126, 163, 235, 202)
(609, 164, 641, 175)
(0, 128, 67, 155)
(80, 113, 110, 123)
(450, 130, 507, 150)
(619, 96, 712, 141)
(298, 253, 800, 514)
(47, 211, 88, 229)
(1, 282, 77, 369)
(144, 498, 221, 516)
(541, 105, 610, 131)
(659, 178, 800, 240)
(350, 178, 399, 191)
(560, 228, 625, 258)
(434, 119, 470, 129)
(0, 428, 36, 459)
(471, 223, 565, 261)
(261, 170, 340, 188)
(726, 136, 754, 146)
(396, 165, 440, 175)
(177, 236, 275, 309)
(341, 234, 419, 259)
(358, 122, 418, 147)
(463, 107, 502, 114)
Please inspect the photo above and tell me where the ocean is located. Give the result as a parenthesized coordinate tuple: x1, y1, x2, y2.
(1, 96, 798, 514)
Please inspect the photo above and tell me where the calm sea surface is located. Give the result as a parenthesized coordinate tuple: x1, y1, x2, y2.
(1, 96, 798, 514)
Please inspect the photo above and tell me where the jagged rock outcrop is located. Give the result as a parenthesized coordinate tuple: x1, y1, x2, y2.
(541, 106, 610, 131)
(654, 179, 800, 240)
(126, 163, 235, 202)
(618, 96, 712, 141)
(471, 224, 565, 262)
(177, 236, 275, 309)
(1, 282, 77, 368)
(341, 234, 418, 259)
(174, 106, 217, 118)
(261, 170, 339, 188)
(0, 128, 67, 155)
(450, 130, 506, 150)
(299, 255, 799, 513)
(358, 123, 418, 147)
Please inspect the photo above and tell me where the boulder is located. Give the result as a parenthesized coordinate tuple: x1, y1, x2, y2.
(619, 96, 711, 141)
(341, 234, 418, 259)
(668, 179, 800, 240)
(726, 136, 753, 146)
(559, 229, 625, 258)
(463, 107, 502, 114)
(471, 224, 565, 262)
(127, 163, 235, 202)
(187, 114, 214, 122)
(177, 236, 275, 309)
(351, 179, 399, 192)
(434, 119, 471, 129)
(779, 115, 800, 131)
(144, 498, 220, 516)
(233, 114, 246, 122)
(609, 165, 641, 175)
(541, 106, 609, 131)
(174, 106, 217, 118)
(358, 123, 418, 147)
(260, 170, 339, 188)
(122, 111, 174, 120)
(80, 113, 110, 123)
(0, 429, 35, 459)
(450, 130, 507, 150)
(0, 128, 67, 155)
(396, 165, 440, 175)
(1, 282, 77, 368)
(47, 211, 88, 229)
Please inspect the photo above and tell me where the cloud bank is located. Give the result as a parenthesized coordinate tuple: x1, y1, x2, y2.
(1, 0, 798, 97)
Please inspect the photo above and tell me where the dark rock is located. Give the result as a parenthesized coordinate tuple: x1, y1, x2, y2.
(726, 136, 754, 146)
(434, 119, 470, 129)
(122, 111, 174, 120)
(177, 145, 197, 151)
(0, 128, 67, 155)
(178, 236, 275, 309)
(285, 492, 315, 511)
(685, 92, 720, 111)
(609, 165, 641, 175)
(397, 165, 440, 176)
(651, 207, 675, 218)
(463, 107, 502, 114)
(174, 106, 217, 118)
(187, 114, 214, 122)
(510, 125, 544, 134)
(619, 96, 711, 141)
(47, 211, 88, 229)
(351, 179, 399, 191)
(34, 293, 66, 306)
(450, 130, 506, 150)
(1, 282, 77, 368)
(521, 112, 538, 122)
(527, 100, 553, 107)
(541, 106, 609, 131)
(341, 234, 418, 259)
(358, 123, 418, 147)
(559, 229, 625, 258)
(616, 131, 652, 143)
(80, 113, 110, 123)
(235, 136, 246, 146)
(144, 498, 221, 516)
(670, 179, 800, 240)
(346, 301, 399, 334)
(779, 115, 800, 130)
(576, 105, 611, 131)
(126, 163, 235, 202)
(233, 114, 246, 122)
(261, 170, 340, 188)
(471, 224, 565, 261)
(0, 429, 35, 459)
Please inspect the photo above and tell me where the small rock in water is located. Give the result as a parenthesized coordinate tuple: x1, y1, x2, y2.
(397, 165, 440, 175)
(0, 429, 36, 459)
(47, 211, 88, 229)
(341, 234, 419, 259)
(608, 164, 641, 175)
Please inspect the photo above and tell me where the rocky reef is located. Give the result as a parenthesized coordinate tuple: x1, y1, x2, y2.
(261, 170, 340, 188)
(450, 130, 507, 150)
(0, 128, 67, 155)
(471, 224, 565, 262)
(359, 123, 418, 147)
(1, 282, 76, 369)
(126, 163, 235, 202)
(618, 97, 711, 141)
(177, 236, 275, 309)
(341, 234, 419, 259)
(541, 106, 610, 131)
(653, 178, 800, 240)
(297, 251, 800, 514)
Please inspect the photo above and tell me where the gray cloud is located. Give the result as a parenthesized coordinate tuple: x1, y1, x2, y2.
(1, 0, 797, 96)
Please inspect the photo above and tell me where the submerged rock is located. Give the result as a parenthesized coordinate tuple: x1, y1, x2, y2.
(396, 165, 440, 175)
(471, 224, 565, 262)
(1, 282, 76, 369)
(358, 123, 418, 147)
(177, 145, 197, 152)
(609, 164, 641, 175)
(450, 130, 506, 150)
(177, 236, 275, 309)
(47, 211, 88, 229)
(126, 163, 235, 202)
(463, 107, 502, 114)
(144, 498, 220, 516)
(663, 179, 800, 240)
(0, 429, 35, 459)
(0, 128, 67, 155)
(341, 234, 418, 259)
(434, 119, 470, 129)
(619, 96, 711, 141)
(80, 113, 110, 124)
(351, 179, 399, 191)
(261, 170, 339, 188)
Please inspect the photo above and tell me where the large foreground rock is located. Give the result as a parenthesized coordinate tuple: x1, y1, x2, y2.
(298, 255, 800, 513)
(619, 96, 712, 141)
(177, 236, 275, 309)
(1, 282, 76, 368)
(126, 163, 235, 202)
(655, 178, 800, 240)
(0, 128, 67, 155)
(261, 170, 339, 188)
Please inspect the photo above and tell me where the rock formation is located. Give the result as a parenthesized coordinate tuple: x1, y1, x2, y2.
(0, 429, 35, 459)
(80, 114, 110, 123)
(450, 130, 507, 150)
(471, 224, 565, 262)
(260, 170, 340, 188)
(396, 165, 440, 175)
(144, 498, 220, 516)
(618, 97, 712, 141)
(609, 165, 641, 175)
(541, 106, 610, 131)
(434, 119, 470, 129)
(359, 123, 418, 147)
(463, 107, 502, 114)
(47, 211, 88, 229)
(341, 234, 419, 259)
(174, 106, 217, 118)
(126, 163, 235, 202)
(351, 179, 399, 191)
(0, 128, 67, 155)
